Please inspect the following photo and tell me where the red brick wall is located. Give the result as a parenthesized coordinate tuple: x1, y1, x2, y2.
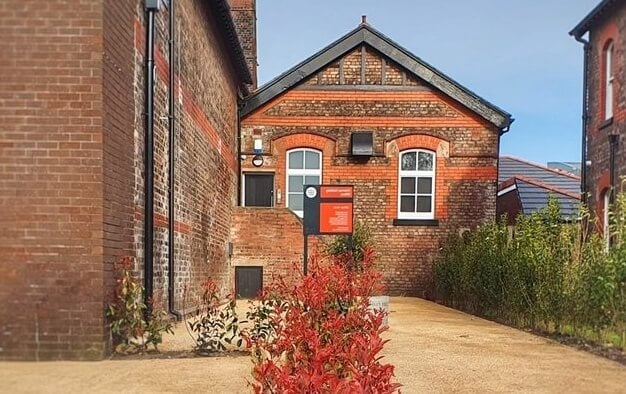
(585, 2, 626, 220)
(240, 47, 499, 296)
(230, 207, 319, 288)
(102, 0, 136, 348)
(496, 188, 522, 225)
(0, 0, 244, 360)
(133, 0, 241, 312)
(0, 0, 106, 360)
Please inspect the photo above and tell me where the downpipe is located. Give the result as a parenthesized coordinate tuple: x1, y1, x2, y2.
(144, 1, 158, 313)
(167, 0, 182, 321)
(574, 34, 589, 203)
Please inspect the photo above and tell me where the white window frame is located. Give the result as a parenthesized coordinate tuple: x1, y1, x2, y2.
(397, 149, 436, 220)
(286, 148, 322, 217)
(605, 42, 614, 120)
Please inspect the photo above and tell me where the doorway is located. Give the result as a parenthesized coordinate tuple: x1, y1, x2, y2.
(244, 173, 274, 207)
(235, 266, 263, 299)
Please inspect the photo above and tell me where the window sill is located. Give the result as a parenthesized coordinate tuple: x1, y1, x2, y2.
(599, 117, 613, 130)
(393, 219, 439, 226)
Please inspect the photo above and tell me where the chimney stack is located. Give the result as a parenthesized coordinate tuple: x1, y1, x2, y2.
(361, 15, 368, 25)
(229, 0, 258, 90)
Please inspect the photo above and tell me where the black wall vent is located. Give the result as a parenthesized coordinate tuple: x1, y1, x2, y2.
(351, 132, 373, 156)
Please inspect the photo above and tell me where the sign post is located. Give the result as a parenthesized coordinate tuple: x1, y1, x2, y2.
(302, 185, 354, 275)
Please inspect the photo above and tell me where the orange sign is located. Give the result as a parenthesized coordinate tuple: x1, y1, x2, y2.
(320, 202, 353, 234)
(320, 186, 353, 199)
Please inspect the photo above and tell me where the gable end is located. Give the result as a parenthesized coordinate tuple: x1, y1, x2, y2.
(241, 24, 513, 131)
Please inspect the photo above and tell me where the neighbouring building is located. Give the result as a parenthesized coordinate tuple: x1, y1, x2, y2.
(547, 161, 582, 176)
(571, 0, 625, 237)
(0, 0, 254, 360)
(233, 20, 512, 297)
(497, 157, 581, 224)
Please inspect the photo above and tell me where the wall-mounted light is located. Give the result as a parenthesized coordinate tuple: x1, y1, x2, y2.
(252, 154, 264, 167)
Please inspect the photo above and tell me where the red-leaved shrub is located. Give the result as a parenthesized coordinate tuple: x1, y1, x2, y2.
(244, 248, 401, 393)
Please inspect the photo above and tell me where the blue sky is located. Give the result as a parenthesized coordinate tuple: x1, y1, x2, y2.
(256, 0, 597, 164)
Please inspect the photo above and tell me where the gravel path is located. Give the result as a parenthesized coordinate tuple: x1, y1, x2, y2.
(2, 297, 625, 393)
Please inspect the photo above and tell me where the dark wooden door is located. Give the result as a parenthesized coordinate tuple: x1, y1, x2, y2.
(235, 266, 263, 299)
(244, 173, 274, 207)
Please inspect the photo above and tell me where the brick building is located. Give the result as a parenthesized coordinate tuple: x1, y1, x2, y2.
(0, 0, 254, 360)
(571, 0, 625, 239)
(0, 0, 511, 360)
(234, 21, 512, 296)
(497, 157, 581, 224)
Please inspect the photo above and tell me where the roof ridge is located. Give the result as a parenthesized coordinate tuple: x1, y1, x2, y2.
(501, 156, 581, 180)
(514, 175, 581, 200)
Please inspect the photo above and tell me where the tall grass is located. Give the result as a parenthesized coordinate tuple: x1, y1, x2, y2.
(435, 195, 626, 348)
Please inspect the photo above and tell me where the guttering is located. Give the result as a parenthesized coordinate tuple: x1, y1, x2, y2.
(144, 0, 158, 312)
(497, 183, 517, 197)
(572, 33, 590, 202)
(167, 0, 182, 321)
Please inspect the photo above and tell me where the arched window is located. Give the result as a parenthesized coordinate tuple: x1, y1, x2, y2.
(398, 149, 435, 219)
(286, 148, 322, 217)
(603, 189, 611, 251)
(605, 42, 614, 120)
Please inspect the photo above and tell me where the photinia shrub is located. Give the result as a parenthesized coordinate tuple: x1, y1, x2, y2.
(186, 278, 244, 354)
(106, 256, 173, 353)
(244, 248, 401, 393)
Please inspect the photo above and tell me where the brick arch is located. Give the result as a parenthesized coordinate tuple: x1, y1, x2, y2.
(272, 132, 335, 154)
(386, 133, 449, 158)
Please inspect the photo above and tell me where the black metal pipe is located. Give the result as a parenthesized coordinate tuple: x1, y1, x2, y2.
(237, 97, 244, 206)
(144, 4, 157, 311)
(609, 134, 618, 203)
(167, 0, 182, 321)
(574, 35, 590, 202)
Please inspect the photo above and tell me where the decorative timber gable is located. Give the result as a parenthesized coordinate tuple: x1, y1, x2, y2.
(300, 46, 425, 87)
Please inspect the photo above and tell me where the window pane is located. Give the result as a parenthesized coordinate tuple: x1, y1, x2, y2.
(401, 152, 416, 171)
(400, 196, 415, 212)
(288, 150, 304, 169)
(304, 151, 320, 169)
(288, 176, 303, 192)
(417, 177, 432, 194)
(417, 196, 432, 213)
(418, 151, 433, 171)
(401, 177, 416, 194)
(288, 194, 303, 211)
(304, 175, 320, 186)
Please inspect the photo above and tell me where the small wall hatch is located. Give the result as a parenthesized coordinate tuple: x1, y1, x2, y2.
(351, 132, 373, 156)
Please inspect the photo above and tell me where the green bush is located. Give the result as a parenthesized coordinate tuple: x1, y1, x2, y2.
(324, 221, 373, 264)
(435, 195, 626, 348)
